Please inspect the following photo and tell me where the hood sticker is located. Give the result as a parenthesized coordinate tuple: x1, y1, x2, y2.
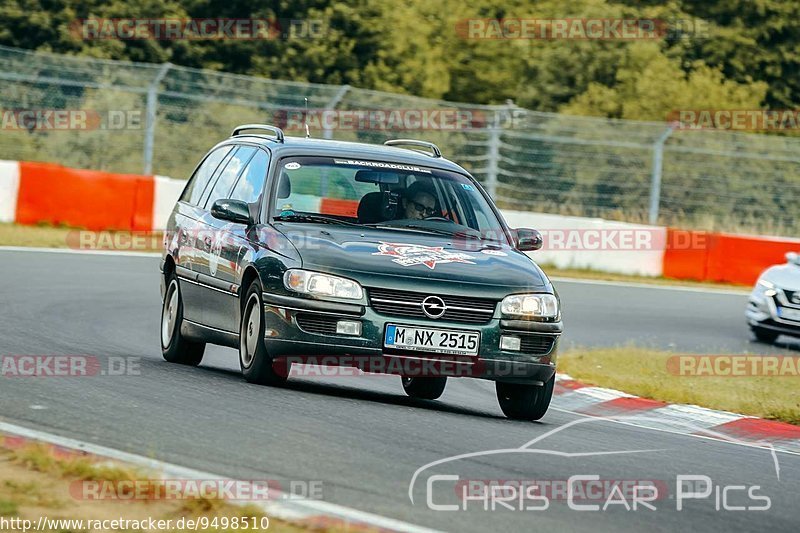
(372, 242, 475, 269)
(481, 249, 507, 256)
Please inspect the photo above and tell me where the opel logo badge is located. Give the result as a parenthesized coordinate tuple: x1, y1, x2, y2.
(791, 292, 800, 305)
(421, 295, 447, 319)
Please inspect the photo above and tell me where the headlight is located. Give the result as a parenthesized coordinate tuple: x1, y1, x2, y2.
(501, 293, 559, 319)
(752, 278, 776, 299)
(284, 269, 363, 300)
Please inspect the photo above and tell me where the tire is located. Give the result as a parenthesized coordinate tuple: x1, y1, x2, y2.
(161, 272, 205, 366)
(752, 326, 779, 344)
(496, 375, 554, 421)
(239, 279, 288, 386)
(401, 376, 447, 400)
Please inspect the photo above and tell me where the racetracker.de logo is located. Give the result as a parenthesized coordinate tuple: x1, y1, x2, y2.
(669, 109, 800, 131)
(667, 355, 800, 377)
(71, 479, 282, 501)
(273, 109, 491, 131)
(71, 18, 325, 40)
(456, 18, 710, 40)
(275, 355, 552, 379)
(1, 109, 141, 131)
(0, 356, 140, 377)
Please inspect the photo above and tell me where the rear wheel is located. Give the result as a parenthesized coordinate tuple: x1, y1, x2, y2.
(751, 326, 779, 344)
(239, 279, 288, 386)
(496, 375, 554, 421)
(161, 273, 205, 366)
(401, 376, 447, 400)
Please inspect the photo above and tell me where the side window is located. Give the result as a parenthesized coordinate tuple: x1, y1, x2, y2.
(203, 146, 257, 209)
(230, 150, 270, 204)
(181, 146, 233, 206)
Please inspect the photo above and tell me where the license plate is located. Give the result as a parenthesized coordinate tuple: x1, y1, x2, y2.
(778, 307, 800, 321)
(384, 324, 480, 356)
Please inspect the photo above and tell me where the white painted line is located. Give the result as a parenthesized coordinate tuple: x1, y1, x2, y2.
(0, 246, 160, 258)
(551, 276, 750, 295)
(0, 421, 440, 533)
(571, 386, 635, 401)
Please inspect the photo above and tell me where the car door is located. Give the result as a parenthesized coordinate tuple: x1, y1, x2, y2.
(197, 145, 259, 332)
(173, 144, 234, 324)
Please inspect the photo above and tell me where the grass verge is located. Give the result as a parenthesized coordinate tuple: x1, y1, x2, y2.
(0, 439, 342, 532)
(559, 347, 800, 425)
(0, 223, 163, 252)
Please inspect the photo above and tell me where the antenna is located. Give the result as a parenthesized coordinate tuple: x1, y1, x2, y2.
(304, 97, 310, 138)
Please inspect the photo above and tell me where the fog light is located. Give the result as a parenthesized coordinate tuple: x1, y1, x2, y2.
(336, 320, 361, 336)
(500, 335, 521, 351)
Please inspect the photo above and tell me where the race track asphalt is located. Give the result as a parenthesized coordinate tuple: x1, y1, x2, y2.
(0, 249, 798, 532)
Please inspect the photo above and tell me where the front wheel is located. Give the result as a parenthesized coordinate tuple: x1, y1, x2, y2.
(239, 279, 289, 386)
(496, 375, 554, 421)
(161, 273, 205, 366)
(401, 376, 447, 400)
(751, 326, 779, 344)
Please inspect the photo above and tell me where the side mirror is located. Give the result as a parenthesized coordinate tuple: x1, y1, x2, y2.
(787, 252, 800, 265)
(211, 199, 253, 225)
(515, 228, 543, 252)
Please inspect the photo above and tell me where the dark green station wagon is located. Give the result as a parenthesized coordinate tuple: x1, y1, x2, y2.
(160, 124, 562, 420)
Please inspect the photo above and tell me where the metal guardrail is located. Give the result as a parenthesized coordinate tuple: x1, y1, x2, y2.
(1, 44, 800, 236)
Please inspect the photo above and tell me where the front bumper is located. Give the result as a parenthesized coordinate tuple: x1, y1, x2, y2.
(746, 293, 800, 338)
(261, 292, 560, 385)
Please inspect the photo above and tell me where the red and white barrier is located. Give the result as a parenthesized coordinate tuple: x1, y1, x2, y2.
(502, 210, 667, 277)
(0, 159, 798, 285)
(0, 160, 20, 223)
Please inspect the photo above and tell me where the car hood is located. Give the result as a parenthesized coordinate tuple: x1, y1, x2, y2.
(760, 263, 800, 291)
(275, 224, 549, 297)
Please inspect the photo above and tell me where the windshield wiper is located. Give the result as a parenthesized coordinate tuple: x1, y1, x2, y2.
(366, 223, 481, 240)
(273, 213, 361, 226)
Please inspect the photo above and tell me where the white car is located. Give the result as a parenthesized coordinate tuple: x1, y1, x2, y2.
(746, 252, 800, 343)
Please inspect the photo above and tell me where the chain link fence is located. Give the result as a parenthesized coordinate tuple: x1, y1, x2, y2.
(2, 44, 799, 236)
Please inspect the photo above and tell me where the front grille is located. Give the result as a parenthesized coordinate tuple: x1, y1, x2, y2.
(295, 313, 339, 335)
(783, 289, 800, 307)
(368, 287, 496, 324)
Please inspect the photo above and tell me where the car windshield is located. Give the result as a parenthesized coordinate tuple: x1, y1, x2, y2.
(271, 156, 508, 243)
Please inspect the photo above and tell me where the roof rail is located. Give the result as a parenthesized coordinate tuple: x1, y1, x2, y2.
(231, 124, 285, 143)
(383, 139, 442, 158)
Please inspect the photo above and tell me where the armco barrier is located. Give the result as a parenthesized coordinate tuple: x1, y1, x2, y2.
(1, 159, 799, 284)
